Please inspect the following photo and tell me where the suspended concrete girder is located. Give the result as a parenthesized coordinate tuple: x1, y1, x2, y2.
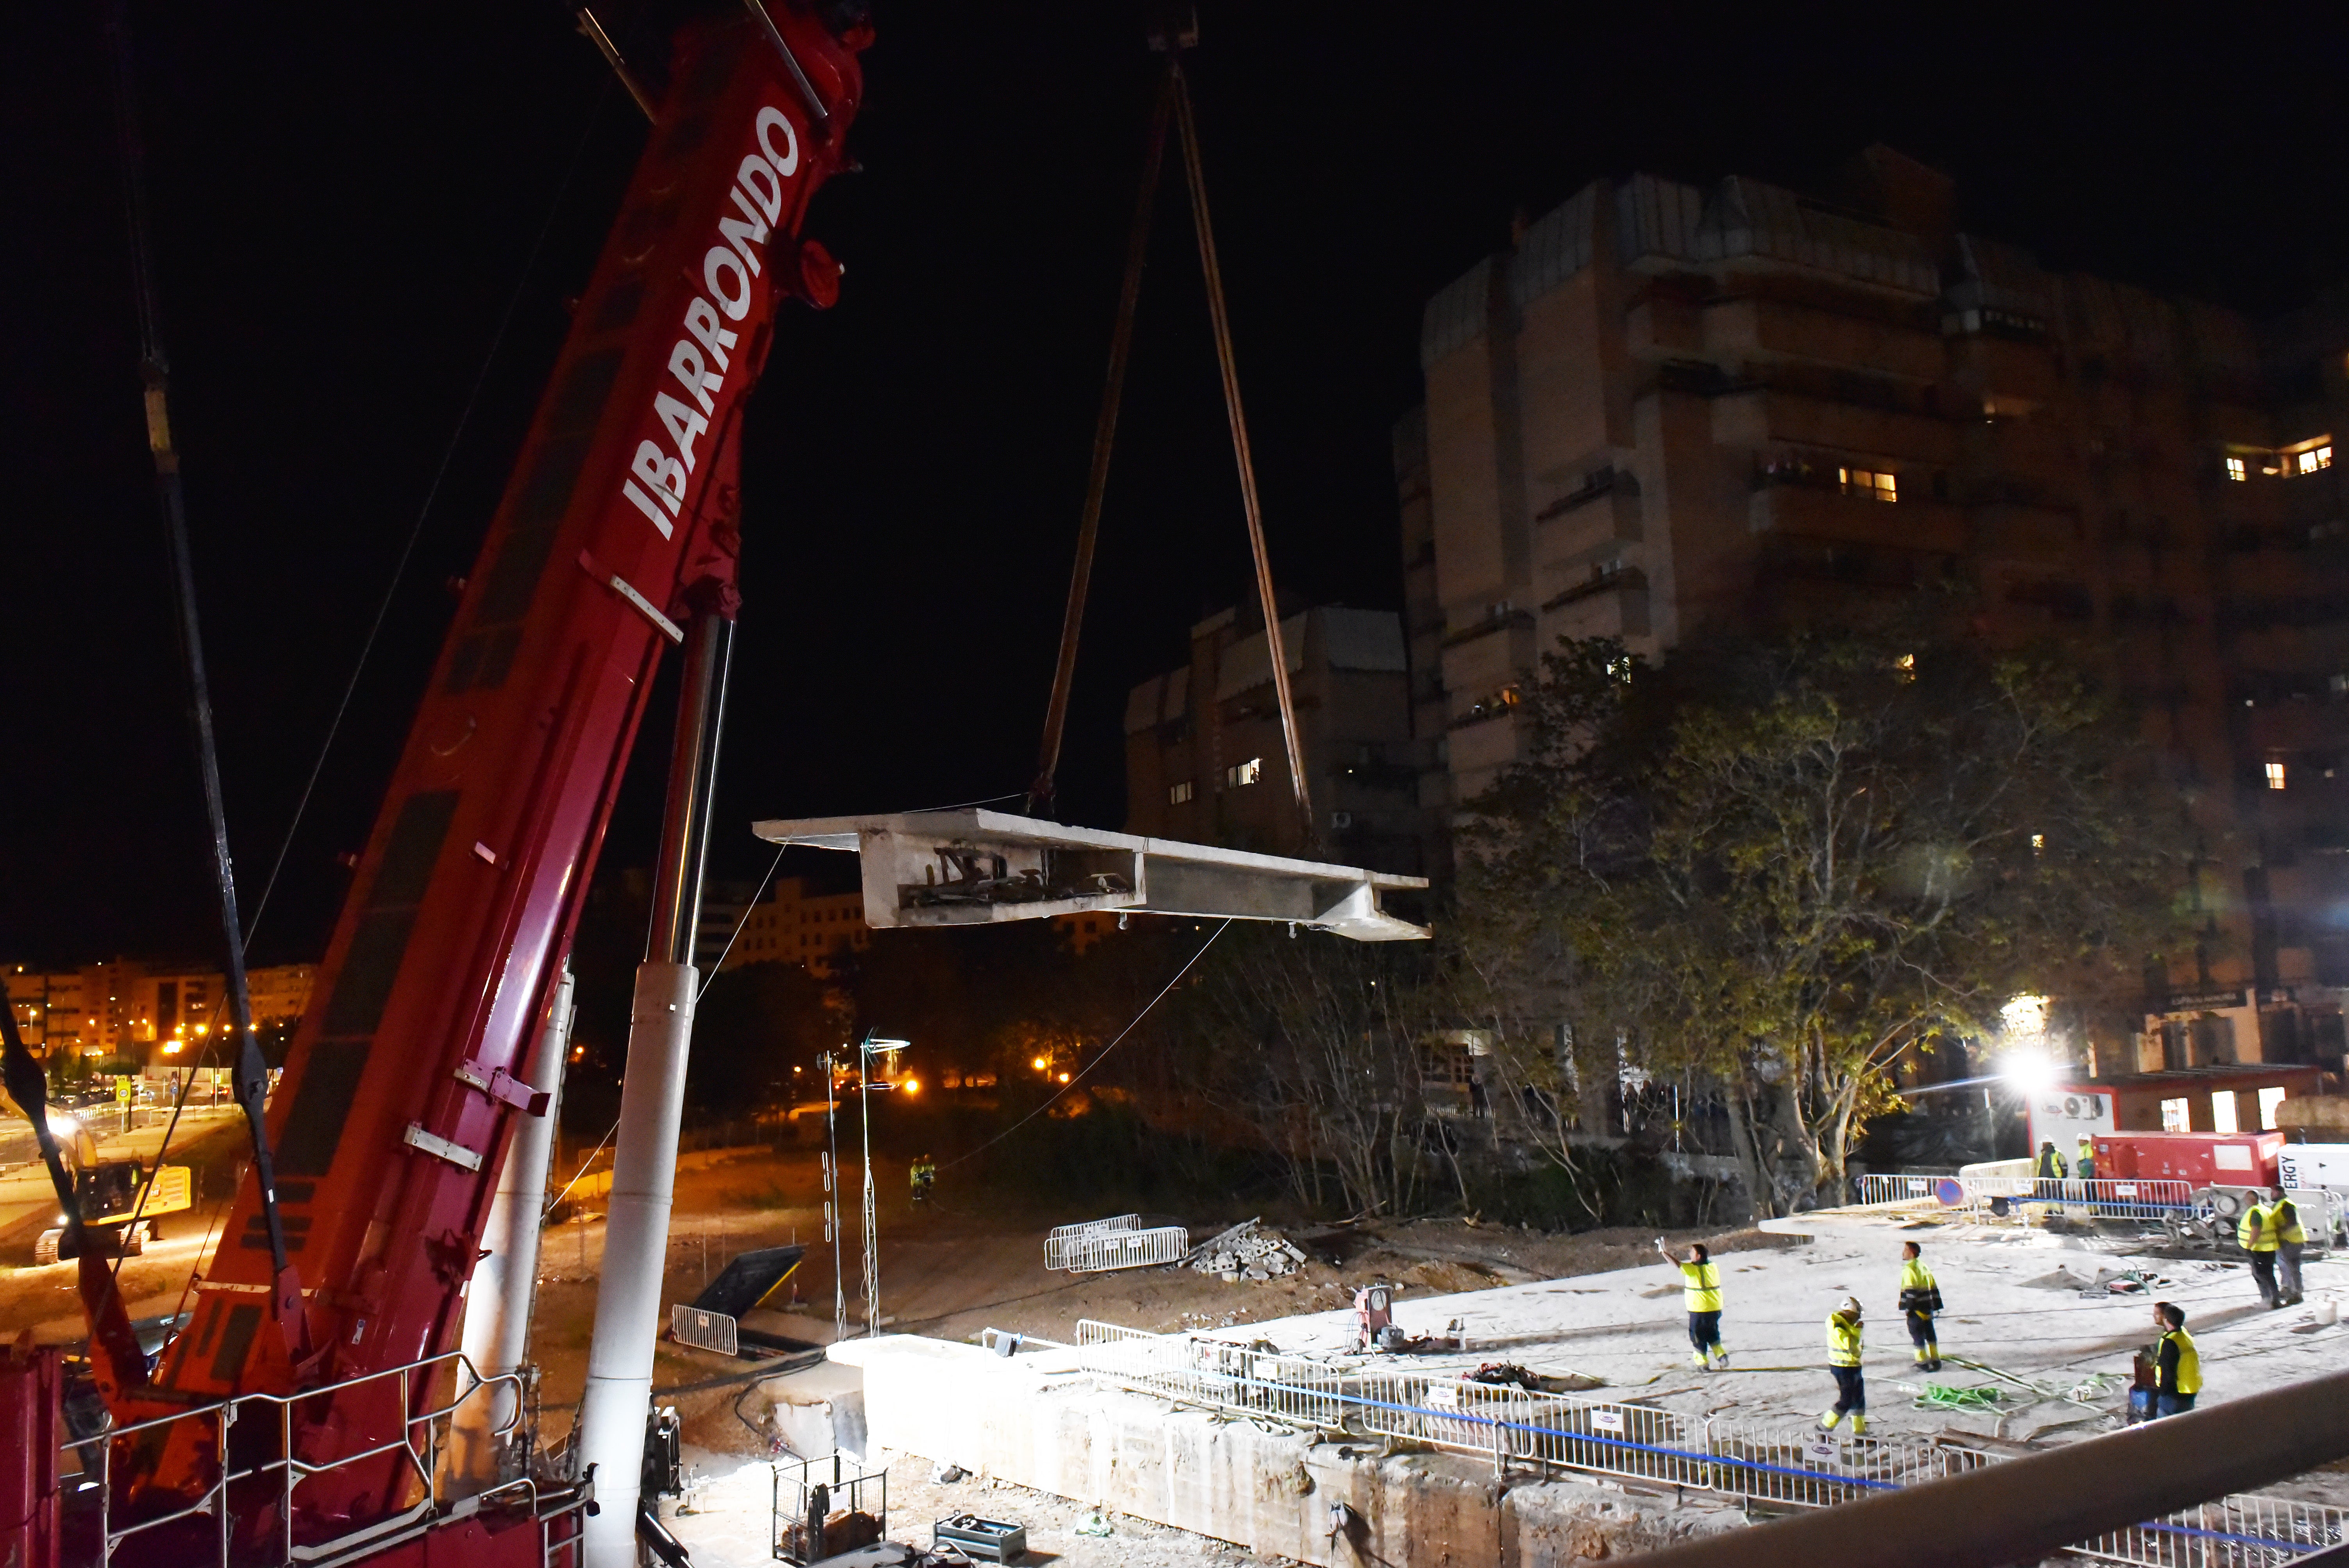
(748, 809, 1429, 940)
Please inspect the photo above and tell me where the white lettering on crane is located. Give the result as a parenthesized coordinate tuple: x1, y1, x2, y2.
(613, 102, 800, 546)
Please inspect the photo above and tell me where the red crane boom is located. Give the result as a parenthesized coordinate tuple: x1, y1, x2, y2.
(5, 9, 869, 1564)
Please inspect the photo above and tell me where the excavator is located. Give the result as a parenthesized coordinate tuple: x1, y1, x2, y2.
(0, 5, 869, 1564)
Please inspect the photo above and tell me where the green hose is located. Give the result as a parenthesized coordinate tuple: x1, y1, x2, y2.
(1913, 1383, 2005, 1411)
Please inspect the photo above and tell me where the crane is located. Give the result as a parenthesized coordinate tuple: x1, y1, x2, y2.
(0, 6, 867, 1566)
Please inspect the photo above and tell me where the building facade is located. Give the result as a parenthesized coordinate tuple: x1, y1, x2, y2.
(718, 877, 872, 977)
(6, 959, 315, 1068)
(1404, 146, 2349, 1070)
(1122, 601, 1431, 874)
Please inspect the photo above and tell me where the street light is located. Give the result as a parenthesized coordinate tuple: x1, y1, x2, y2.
(856, 1034, 909, 1339)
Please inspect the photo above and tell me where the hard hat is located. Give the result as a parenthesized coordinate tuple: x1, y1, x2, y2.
(1840, 1296, 1863, 1317)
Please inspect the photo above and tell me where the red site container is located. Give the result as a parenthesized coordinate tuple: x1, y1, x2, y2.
(2091, 1130, 2282, 1189)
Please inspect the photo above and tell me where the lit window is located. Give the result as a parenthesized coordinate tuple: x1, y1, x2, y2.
(2030, 832, 2045, 855)
(2225, 456, 2248, 482)
(1895, 653, 1916, 682)
(2299, 446, 2333, 474)
(1838, 467, 1898, 502)
(1226, 758, 1262, 788)
(2160, 1096, 2190, 1131)
(1168, 780, 1194, 806)
(2211, 1092, 2238, 1135)
(2258, 1085, 2288, 1130)
(2267, 760, 2288, 791)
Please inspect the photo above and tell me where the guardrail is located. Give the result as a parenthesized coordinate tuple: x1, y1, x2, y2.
(672, 1303, 740, 1357)
(2070, 1490, 2349, 1566)
(1073, 1320, 2344, 1559)
(1046, 1215, 1191, 1272)
(1853, 1172, 2196, 1222)
(1044, 1214, 1138, 1268)
(56, 1348, 581, 1567)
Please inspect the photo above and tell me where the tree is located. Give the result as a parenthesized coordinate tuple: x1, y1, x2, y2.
(1458, 618, 2195, 1213)
(1183, 925, 1444, 1219)
(687, 960, 847, 1115)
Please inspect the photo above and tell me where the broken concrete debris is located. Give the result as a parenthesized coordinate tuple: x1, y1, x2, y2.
(1185, 1218, 1308, 1280)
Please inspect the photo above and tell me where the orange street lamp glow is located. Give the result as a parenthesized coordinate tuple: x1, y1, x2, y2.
(1057, 1071, 1071, 1083)
(902, 1078, 919, 1095)
(1031, 1056, 1047, 1073)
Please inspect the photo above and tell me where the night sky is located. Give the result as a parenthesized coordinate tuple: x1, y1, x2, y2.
(7, 3, 2346, 969)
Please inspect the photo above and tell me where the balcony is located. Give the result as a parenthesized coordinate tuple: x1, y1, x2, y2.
(1747, 481, 1964, 554)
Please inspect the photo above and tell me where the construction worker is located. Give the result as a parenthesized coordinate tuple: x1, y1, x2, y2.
(1819, 1297, 1867, 1435)
(2152, 1301, 2199, 1417)
(2035, 1140, 2068, 1209)
(2074, 1135, 2096, 1183)
(1656, 1238, 1727, 1370)
(1898, 1241, 1942, 1371)
(909, 1155, 936, 1204)
(2238, 1197, 2281, 1308)
(2272, 1192, 2307, 1306)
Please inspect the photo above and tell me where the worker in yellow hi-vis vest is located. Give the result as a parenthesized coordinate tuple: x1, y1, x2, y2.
(1819, 1297, 1867, 1435)
(1656, 1238, 1727, 1370)
(1898, 1241, 1943, 1371)
(2238, 1199, 2281, 1309)
(2153, 1301, 2200, 1417)
(2271, 1193, 2307, 1306)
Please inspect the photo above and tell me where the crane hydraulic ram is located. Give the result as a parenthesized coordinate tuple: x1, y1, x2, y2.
(17, 8, 868, 1564)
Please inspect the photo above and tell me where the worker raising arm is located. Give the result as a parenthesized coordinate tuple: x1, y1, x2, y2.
(1657, 1238, 1728, 1371)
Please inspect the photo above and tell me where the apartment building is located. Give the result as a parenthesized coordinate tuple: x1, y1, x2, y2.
(1122, 601, 1431, 874)
(5, 959, 315, 1066)
(718, 876, 872, 977)
(1402, 146, 2349, 1067)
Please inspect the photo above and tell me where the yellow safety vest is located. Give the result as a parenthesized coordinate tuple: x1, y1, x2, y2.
(1828, 1312, 1864, 1367)
(1900, 1257, 1938, 1309)
(2076, 1141, 2096, 1169)
(1680, 1260, 1722, 1313)
(2272, 1201, 2306, 1245)
(2161, 1328, 2201, 1395)
(2239, 1205, 2279, 1253)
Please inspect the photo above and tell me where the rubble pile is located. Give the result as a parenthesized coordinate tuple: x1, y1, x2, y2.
(1185, 1218, 1308, 1281)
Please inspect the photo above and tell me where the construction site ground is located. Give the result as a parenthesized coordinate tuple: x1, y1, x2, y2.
(7, 1140, 2349, 1563)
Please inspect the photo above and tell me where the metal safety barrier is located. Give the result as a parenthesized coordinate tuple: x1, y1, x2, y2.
(1053, 1225, 1190, 1272)
(1852, 1172, 2195, 1222)
(1074, 1320, 1342, 1429)
(54, 1347, 581, 1568)
(1044, 1214, 1139, 1269)
(2069, 1491, 2349, 1567)
(1073, 1320, 2338, 1559)
(671, 1303, 740, 1357)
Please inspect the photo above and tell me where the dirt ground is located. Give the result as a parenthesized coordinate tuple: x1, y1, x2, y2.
(518, 1144, 1788, 1455)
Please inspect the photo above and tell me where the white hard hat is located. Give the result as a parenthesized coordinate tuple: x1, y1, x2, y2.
(1841, 1296, 1864, 1317)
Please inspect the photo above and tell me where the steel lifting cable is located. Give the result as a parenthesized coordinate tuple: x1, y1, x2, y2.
(1170, 59, 1314, 845)
(1029, 69, 1175, 818)
(1029, 37, 1315, 848)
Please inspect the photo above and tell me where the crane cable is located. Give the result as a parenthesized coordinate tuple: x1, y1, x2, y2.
(1029, 31, 1314, 850)
(1028, 68, 1174, 817)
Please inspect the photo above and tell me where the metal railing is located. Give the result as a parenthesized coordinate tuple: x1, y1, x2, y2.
(671, 1303, 740, 1358)
(1044, 1214, 1139, 1268)
(2070, 1491, 2349, 1567)
(1056, 1226, 1189, 1272)
(1073, 1320, 2336, 1559)
(1073, 1321, 1343, 1430)
(1852, 1172, 2195, 1222)
(57, 1348, 574, 1567)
